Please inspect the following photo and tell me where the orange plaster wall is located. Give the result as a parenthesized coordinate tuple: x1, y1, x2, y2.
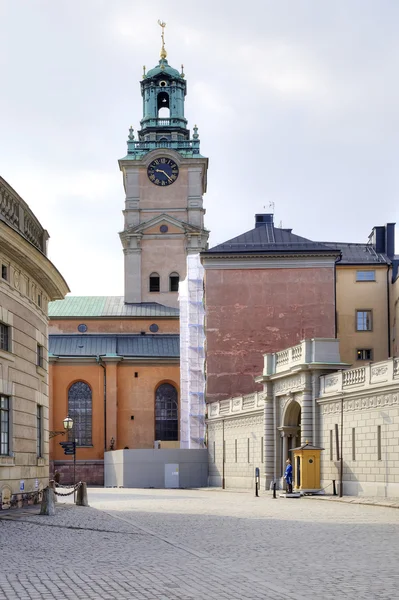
(49, 318, 179, 335)
(50, 363, 105, 462)
(117, 363, 180, 450)
(49, 361, 180, 462)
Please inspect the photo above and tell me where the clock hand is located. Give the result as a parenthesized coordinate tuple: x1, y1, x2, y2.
(156, 169, 173, 182)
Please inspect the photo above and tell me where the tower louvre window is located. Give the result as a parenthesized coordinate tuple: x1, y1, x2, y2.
(169, 273, 179, 292)
(149, 273, 160, 293)
(157, 91, 170, 117)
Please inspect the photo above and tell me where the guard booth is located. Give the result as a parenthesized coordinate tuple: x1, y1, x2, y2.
(290, 442, 324, 493)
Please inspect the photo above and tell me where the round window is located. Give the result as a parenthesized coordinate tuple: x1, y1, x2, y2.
(149, 323, 159, 333)
(160, 225, 168, 233)
(308, 458, 314, 464)
(77, 324, 88, 333)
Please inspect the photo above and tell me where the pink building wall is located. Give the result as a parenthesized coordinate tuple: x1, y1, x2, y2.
(204, 266, 336, 402)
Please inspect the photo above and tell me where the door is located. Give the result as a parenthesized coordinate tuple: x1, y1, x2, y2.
(165, 463, 179, 488)
(306, 454, 316, 489)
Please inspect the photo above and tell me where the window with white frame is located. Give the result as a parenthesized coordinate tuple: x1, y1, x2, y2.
(356, 270, 375, 282)
(356, 310, 372, 331)
(357, 349, 373, 360)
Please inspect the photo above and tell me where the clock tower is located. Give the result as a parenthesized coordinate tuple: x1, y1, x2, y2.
(119, 23, 209, 307)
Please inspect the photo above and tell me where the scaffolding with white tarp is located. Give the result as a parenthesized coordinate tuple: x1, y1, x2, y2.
(179, 254, 206, 449)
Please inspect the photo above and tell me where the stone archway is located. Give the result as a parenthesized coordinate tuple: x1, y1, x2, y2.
(279, 399, 301, 474)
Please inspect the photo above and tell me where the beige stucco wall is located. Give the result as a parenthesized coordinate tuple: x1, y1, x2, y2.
(336, 265, 389, 365)
(0, 221, 68, 505)
(140, 237, 186, 306)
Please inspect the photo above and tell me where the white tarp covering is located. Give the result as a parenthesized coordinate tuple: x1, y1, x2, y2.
(179, 254, 206, 449)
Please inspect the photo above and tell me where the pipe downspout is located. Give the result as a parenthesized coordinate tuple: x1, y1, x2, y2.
(97, 356, 107, 451)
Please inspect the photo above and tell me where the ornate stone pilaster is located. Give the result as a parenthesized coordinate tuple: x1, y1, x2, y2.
(263, 382, 274, 488)
(301, 373, 313, 445)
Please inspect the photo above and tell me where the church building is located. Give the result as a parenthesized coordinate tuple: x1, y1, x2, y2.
(49, 26, 208, 484)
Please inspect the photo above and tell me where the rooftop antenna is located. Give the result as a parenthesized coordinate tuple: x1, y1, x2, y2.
(269, 201, 275, 213)
(279, 220, 283, 228)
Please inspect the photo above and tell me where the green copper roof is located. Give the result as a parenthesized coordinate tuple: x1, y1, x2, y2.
(145, 59, 181, 79)
(49, 296, 179, 318)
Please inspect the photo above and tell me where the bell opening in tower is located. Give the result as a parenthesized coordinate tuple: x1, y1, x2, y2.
(157, 91, 170, 118)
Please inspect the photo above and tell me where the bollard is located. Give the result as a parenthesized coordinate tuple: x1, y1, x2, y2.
(332, 480, 337, 496)
(40, 487, 56, 516)
(272, 482, 276, 499)
(76, 482, 89, 507)
(255, 467, 260, 497)
(49, 480, 57, 503)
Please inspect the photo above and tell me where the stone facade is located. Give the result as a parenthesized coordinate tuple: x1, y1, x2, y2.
(207, 339, 399, 497)
(207, 339, 347, 491)
(318, 358, 399, 496)
(207, 392, 265, 489)
(0, 177, 68, 507)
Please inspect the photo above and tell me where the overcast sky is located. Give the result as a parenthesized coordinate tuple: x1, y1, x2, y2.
(1, 1, 398, 295)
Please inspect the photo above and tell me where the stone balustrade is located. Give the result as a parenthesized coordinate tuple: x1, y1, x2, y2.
(207, 392, 264, 420)
(319, 357, 399, 397)
(0, 177, 48, 254)
(263, 338, 343, 376)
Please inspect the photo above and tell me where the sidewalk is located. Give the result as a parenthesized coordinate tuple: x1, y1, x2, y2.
(304, 494, 399, 509)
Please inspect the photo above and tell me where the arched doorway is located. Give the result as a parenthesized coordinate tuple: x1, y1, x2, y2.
(279, 399, 301, 476)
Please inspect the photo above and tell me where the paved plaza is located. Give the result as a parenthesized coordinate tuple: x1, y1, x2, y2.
(1, 488, 399, 599)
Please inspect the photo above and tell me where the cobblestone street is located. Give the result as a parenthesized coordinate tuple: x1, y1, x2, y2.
(1, 488, 399, 599)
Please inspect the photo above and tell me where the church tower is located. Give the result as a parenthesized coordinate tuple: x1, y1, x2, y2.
(119, 22, 209, 307)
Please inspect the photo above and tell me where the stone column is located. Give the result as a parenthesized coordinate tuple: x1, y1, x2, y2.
(312, 373, 320, 447)
(263, 382, 274, 489)
(282, 433, 288, 463)
(301, 374, 313, 445)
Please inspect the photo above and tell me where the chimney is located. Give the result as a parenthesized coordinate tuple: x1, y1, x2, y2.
(372, 226, 385, 254)
(255, 214, 274, 228)
(371, 223, 396, 258)
(385, 223, 395, 260)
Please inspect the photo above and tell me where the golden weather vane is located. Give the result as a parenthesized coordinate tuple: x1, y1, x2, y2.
(158, 19, 167, 59)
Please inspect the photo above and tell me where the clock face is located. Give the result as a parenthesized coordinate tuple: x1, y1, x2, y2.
(147, 158, 179, 186)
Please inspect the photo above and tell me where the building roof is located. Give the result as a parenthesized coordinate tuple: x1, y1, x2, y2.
(49, 334, 180, 358)
(48, 297, 179, 319)
(322, 242, 390, 265)
(204, 214, 393, 266)
(206, 221, 338, 255)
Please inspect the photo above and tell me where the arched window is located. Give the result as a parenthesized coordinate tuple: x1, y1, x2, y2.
(149, 273, 160, 293)
(68, 381, 92, 446)
(169, 272, 179, 292)
(155, 383, 178, 441)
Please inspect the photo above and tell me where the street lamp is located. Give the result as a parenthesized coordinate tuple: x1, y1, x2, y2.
(62, 416, 76, 495)
(63, 416, 73, 432)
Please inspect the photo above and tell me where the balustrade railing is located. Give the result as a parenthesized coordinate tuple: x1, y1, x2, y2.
(343, 367, 366, 387)
(320, 358, 399, 397)
(0, 178, 47, 253)
(276, 349, 289, 366)
(291, 344, 302, 362)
